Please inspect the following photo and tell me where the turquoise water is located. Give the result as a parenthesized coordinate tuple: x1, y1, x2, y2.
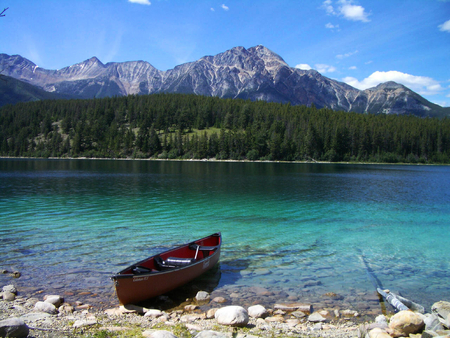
(1, 159, 449, 313)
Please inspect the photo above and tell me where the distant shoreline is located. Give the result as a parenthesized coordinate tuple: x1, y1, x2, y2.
(0, 156, 446, 166)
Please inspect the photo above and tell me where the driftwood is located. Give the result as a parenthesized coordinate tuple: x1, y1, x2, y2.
(377, 288, 409, 312)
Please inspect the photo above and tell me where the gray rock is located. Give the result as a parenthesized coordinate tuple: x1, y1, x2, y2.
(20, 312, 52, 323)
(194, 330, 230, 338)
(0, 317, 29, 338)
(34, 301, 58, 315)
(424, 314, 446, 332)
(195, 291, 210, 302)
(73, 319, 97, 328)
(215, 306, 249, 327)
(248, 305, 268, 318)
(2, 285, 17, 294)
(432, 301, 450, 322)
(308, 312, 326, 323)
(43, 294, 63, 307)
(421, 330, 439, 338)
(143, 330, 178, 338)
(2, 291, 15, 301)
(144, 309, 163, 318)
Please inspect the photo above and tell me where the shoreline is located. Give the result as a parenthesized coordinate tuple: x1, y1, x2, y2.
(1, 155, 448, 166)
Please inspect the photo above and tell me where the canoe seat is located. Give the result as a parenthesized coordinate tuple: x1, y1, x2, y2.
(154, 256, 196, 270)
(131, 265, 153, 274)
(189, 243, 219, 252)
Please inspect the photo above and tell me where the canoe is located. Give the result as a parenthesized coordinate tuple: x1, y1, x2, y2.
(111, 232, 221, 305)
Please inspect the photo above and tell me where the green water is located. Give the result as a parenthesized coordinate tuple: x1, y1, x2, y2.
(1, 159, 449, 312)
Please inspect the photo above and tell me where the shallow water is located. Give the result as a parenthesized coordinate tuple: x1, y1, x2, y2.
(1, 159, 449, 314)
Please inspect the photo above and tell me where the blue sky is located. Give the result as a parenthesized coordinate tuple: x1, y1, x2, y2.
(1, 0, 450, 106)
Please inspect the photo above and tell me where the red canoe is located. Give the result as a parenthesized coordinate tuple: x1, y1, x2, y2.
(111, 233, 221, 305)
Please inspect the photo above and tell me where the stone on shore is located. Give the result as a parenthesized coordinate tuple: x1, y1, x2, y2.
(2, 291, 15, 301)
(274, 303, 312, 314)
(368, 327, 391, 338)
(212, 297, 226, 303)
(73, 318, 97, 328)
(215, 306, 249, 327)
(432, 301, 450, 325)
(144, 309, 164, 318)
(2, 285, 17, 294)
(123, 303, 149, 314)
(308, 312, 327, 323)
(248, 305, 268, 318)
(0, 317, 29, 338)
(143, 330, 178, 338)
(34, 301, 58, 315)
(194, 330, 230, 338)
(388, 310, 425, 337)
(43, 294, 63, 307)
(195, 291, 210, 302)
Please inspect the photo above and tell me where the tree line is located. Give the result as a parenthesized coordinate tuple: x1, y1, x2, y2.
(1, 93, 450, 164)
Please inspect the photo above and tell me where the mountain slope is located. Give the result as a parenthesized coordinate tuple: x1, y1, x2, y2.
(0, 75, 69, 107)
(1, 47, 447, 117)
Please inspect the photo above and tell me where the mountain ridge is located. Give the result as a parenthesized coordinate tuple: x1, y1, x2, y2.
(1, 46, 448, 117)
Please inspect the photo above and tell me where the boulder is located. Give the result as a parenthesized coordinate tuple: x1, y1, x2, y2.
(388, 310, 425, 337)
(34, 301, 58, 315)
(308, 312, 326, 323)
(206, 308, 218, 319)
(0, 317, 29, 338)
(2, 285, 17, 294)
(215, 306, 249, 327)
(424, 313, 446, 332)
(195, 291, 210, 302)
(248, 305, 268, 318)
(43, 294, 63, 307)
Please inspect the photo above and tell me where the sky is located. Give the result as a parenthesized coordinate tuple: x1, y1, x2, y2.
(1, 0, 450, 107)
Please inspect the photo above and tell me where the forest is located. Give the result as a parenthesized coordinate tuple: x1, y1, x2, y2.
(1, 93, 450, 164)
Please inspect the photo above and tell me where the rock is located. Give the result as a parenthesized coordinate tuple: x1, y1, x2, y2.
(375, 314, 388, 325)
(144, 309, 164, 318)
(212, 297, 227, 303)
(286, 318, 300, 328)
(424, 314, 446, 332)
(10, 271, 21, 278)
(34, 301, 58, 315)
(2, 291, 15, 301)
(388, 310, 425, 337)
(308, 312, 326, 323)
(2, 285, 17, 294)
(421, 330, 440, 338)
(432, 301, 450, 322)
(184, 305, 198, 311)
(341, 309, 359, 317)
(43, 294, 63, 307)
(19, 312, 52, 322)
(291, 311, 307, 318)
(206, 308, 218, 319)
(0, 317, 29, 338)
(59, 303, 74, 314)
(194, 330, 230, 338)
(105, 307, 125, 316)
(73, 319, 97, 328)
(368, 327, 391, 338)
(248, 305, 268, 318)
(274, 303, 312, 314)
(215, 306, 249, 327)
(143, 330, 178, 338)
(265, 316, 285, 323)
(123, 304, 149, 314)
(195, 291, 210, 302)
(181, 314, 203, 323)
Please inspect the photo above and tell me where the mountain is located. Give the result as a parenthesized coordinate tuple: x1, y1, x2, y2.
(0, 75, 70, 107)
(1, 46, 448, 117)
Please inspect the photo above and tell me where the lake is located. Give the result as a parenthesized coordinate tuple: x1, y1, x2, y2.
(1, 159, 449, 315)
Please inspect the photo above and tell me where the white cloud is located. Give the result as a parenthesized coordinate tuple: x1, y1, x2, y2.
(439, 19, 450, 32)
(211, 8, 215, 12)
(296, 63, 336, 73)
(296, 64, 312, 70)
(315, 64, 336, 73)
(322, 0, 370, 22)
(325, 22, 339, 29)
(343, 71, 444, 96)
(336, 50, 358, 59)
(349, 66, 357, 70)
(128, 0, 151, 5)
(221, 4, 229, 11)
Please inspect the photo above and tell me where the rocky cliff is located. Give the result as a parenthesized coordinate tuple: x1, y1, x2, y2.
(1, 46, 447, 117)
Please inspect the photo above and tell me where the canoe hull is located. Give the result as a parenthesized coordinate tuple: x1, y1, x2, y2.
(111, 233, 221, 305)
